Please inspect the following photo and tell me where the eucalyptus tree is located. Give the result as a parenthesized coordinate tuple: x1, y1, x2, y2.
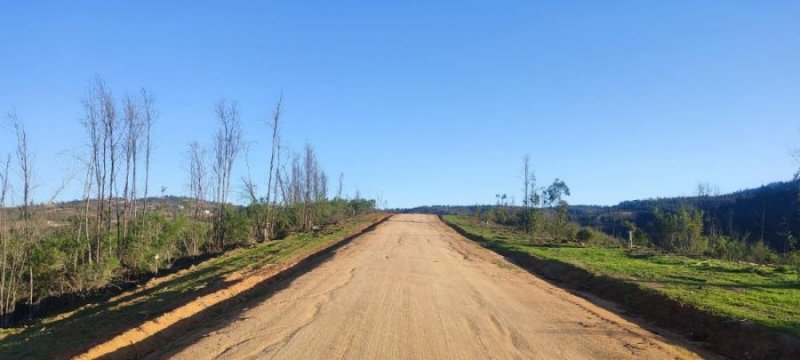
(545, 179, 571, 240)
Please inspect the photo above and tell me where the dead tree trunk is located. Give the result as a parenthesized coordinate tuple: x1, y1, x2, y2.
(211, 99, 243, 250)
(264, 95, 282, 241)
(141, 89, 155, 224)
(0, 154, 12, 326)
(11, 112, 36, 320)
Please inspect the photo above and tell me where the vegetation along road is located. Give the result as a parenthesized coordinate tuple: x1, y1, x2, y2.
(146, 215, 700, 359)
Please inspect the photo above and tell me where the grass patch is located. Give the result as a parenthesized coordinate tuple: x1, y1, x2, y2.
(443, 215, 800, 338)
(0, 214, 383, 359)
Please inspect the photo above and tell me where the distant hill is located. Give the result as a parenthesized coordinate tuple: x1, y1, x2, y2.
(571, 180, 799, 251)
(1, 196, 220, 227)
(405, 180, 800, 251)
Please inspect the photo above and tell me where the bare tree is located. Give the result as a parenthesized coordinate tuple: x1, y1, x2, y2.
(275, 151, 309, 229)
(291, 154, 303, 207)
(241, 148, 259, 204)
(0, 153, 20, 326)
(81, 81, 101, 263)
(276, 157, 292, 209)
(268, 143, 284, 237)
(9, 112, 36, 319)
(264, 95, 282, 241)
(317, 171, 328, 203)
(520, 154, 541, 234)
(10, 112, 34, 223)
(118, 94, 140, 255)
(336, 173, 344, 200)
(187, 141, 208, 255)
(696, 182, 720, 197)
(211, 99, 243, 250)
(81, 77, 115, 261)
(522, 154, 531, 210)
(103, 87, 120, 250)
(140, 88, 156, 219)
(302, 144, 320, 230)
(78, 151, 94, 266)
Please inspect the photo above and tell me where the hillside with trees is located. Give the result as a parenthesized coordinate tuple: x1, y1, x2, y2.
(570, 180, 800, 256)
(0, 78, 375, 327)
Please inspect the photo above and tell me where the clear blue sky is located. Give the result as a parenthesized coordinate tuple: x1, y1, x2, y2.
(1, 1, 799, 208)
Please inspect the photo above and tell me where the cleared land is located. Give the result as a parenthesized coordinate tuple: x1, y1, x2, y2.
(146, 214, 699, 359)
(0, 214, 385, 359)
(443, 215, 800, 338)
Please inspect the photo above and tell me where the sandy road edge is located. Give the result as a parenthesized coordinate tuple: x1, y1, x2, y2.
(74, 214, 393, 360)
(439, 215, 800, 360)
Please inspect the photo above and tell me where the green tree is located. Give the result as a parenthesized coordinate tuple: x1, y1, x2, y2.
(652, 206, 706, 253)
(545, 179, 571, 241)
(791, 251, 800, 281)
(576, 228, 593, 243)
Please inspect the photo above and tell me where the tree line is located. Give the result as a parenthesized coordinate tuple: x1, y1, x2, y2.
(567, 179, 800, 268)
(0, 78, 374, 326)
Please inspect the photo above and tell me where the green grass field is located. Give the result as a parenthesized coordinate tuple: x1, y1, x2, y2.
(0, 214, 383, 359)
(443, 215, 800, 338)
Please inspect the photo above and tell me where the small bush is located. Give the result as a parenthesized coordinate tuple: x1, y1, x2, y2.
(576, 229, 593, 242)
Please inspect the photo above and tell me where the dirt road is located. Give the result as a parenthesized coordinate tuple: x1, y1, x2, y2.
(149, 214, 699, 359)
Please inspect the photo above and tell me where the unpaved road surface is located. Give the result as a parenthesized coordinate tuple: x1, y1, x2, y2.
(150, 214, 700, 359)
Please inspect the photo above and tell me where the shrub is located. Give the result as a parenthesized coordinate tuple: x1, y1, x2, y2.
(747, 241, 779, 265)
(576, 229, 593, 242)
